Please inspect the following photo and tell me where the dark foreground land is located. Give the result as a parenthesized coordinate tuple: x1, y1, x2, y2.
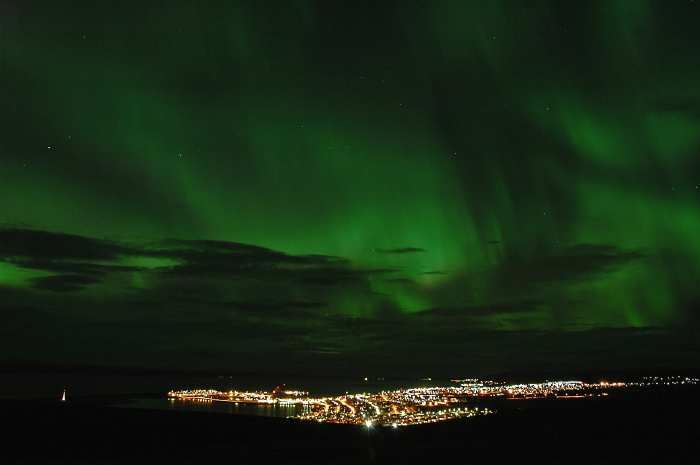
(4, 388, 699, 465)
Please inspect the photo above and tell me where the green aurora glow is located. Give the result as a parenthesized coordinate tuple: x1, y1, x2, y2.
(1, 1, 699, 375)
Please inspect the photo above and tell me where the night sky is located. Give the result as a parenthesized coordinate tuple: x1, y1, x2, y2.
(1, 1, 699, 377)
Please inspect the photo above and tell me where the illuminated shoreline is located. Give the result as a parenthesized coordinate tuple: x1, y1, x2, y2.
(166, 376, 698, 426)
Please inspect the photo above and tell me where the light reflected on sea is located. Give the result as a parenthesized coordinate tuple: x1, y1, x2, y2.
(120, 397, 309, 418)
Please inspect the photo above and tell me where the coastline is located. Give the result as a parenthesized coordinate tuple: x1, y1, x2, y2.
(3, 386, 699, 464)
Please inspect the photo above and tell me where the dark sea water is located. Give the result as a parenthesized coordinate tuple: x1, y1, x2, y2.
(0, 372, 449, 399)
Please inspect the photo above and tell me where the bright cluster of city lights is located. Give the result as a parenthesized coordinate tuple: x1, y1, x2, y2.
(448, 379, 623, 399)
(167, 387, 309, 405)
(627, 376, 699, 387)
(167, 376, 698, 427)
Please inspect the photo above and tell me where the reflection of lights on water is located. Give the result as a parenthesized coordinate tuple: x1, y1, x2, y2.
(365, 420, 373, 428)
(392, 423, 398, 429)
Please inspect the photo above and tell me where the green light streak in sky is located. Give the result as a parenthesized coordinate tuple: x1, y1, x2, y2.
(0, 262, 52, 289)
(2, 0, 700, 348)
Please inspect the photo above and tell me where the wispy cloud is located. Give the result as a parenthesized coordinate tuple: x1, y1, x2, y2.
(374, 247, 426, 254)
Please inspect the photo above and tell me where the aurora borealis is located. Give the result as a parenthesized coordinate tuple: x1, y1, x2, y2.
(1, 1, 699, 376)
